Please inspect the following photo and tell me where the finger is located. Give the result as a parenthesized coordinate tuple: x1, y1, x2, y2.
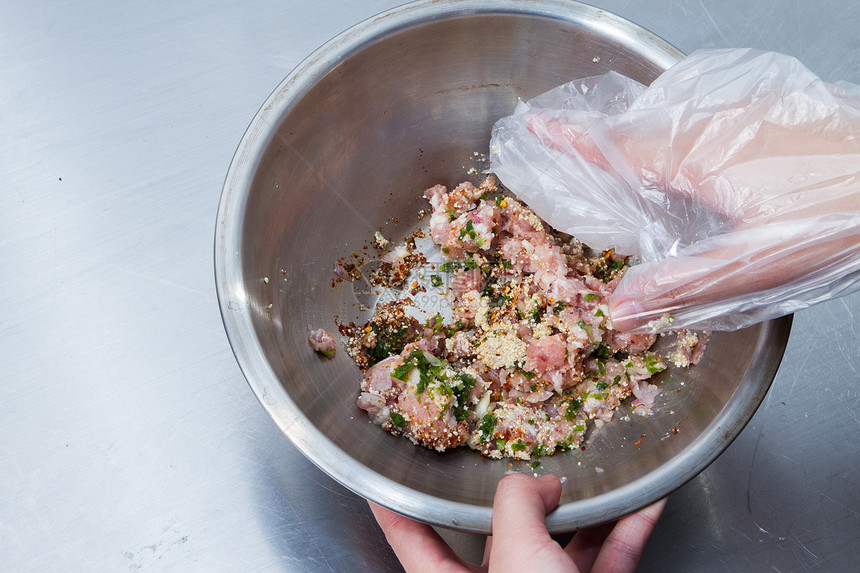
(489, 474, 575, 572)
(482, 535, 493, 567)
(562, 521, 615, 572)
(524, 111, 613, 171)
(591, 498, 667, 573)
(608, 225, 860, 332)
(369, 502, 478, 573)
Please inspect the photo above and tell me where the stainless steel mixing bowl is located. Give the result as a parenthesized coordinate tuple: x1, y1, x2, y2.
(215, 0, 791, 533)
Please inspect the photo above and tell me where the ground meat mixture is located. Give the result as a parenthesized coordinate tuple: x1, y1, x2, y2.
(349, 176, 707, 460)
(308, 327, 337, 358)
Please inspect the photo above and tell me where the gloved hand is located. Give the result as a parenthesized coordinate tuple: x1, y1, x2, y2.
(491, 49, 860, 332)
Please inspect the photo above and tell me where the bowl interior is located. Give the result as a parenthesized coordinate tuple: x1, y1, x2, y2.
(216, 1, 790, 532)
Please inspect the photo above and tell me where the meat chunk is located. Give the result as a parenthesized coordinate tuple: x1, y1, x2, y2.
(308, 327, 336, 357)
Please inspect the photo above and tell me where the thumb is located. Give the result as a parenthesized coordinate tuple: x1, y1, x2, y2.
(489, 474, 575, 573)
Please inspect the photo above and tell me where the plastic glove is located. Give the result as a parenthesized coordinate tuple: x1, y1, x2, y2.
(490, 48, 860, 332)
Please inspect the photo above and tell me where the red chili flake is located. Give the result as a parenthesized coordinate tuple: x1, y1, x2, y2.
(580, 446, 587, 451)
(673, 426, 680, 434)
(634, 440, 642, 446)
(640, 434, 646, 438)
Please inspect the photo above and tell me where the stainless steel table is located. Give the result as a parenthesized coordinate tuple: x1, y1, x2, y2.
(2, 1, 857, 571)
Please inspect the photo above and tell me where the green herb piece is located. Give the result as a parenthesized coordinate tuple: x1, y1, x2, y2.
(464, 257, 478, 270)
(644, 355, 666, 374)
(590, 392, 607, 400)
(577, 319, 592, 336)
(594, 308, 604, 317)
(447, 208, 456, 221)
(399, 348, 446, 395)
(511, 440, 527, 452)
(489, 294, 510, 308)
(426, 313, 444, 332)
(496, 438, 507, 450)
(389, 412, 406, 427)
(532, 309, 542, 324)
(441, 247, 449, 254)
(530, 461, 541, 469)
(494, 194, 505, 207)
(610, 259, 625, 270)
(592, 345, 611, 359)
(519, 368, 536, 379)
(584, 293, 601, 302)
(458, 219, 477, 241)
(367, 324, 411, 365)
(563, 399, 582, 422)
(439, 262, 452, 273)
(598, 360, 606, 377)
(554, 301, 568, 312)
(595, 381, 608, 391)
(479, 413, 497, 441)
(391, 362, 414, 381)
(612, 375, 621, 386)
(430, 274, 442, 287)
(451, 373, 476, 421)
(501, 258, 512, 269)
(572, 424, 586, 432)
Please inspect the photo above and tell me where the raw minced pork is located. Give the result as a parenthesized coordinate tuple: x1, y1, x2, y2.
(350, 176, 705, 460)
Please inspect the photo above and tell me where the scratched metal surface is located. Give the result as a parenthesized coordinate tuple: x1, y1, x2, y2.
(0, 0, 857, 571)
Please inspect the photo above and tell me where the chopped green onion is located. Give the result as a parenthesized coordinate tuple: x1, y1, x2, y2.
(391, 362, 414, 381)
(644, 355, 666, 374)
(479, 413, 497, 441)
(389, 412, 406, 427)
(593, 345, 611, 359)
